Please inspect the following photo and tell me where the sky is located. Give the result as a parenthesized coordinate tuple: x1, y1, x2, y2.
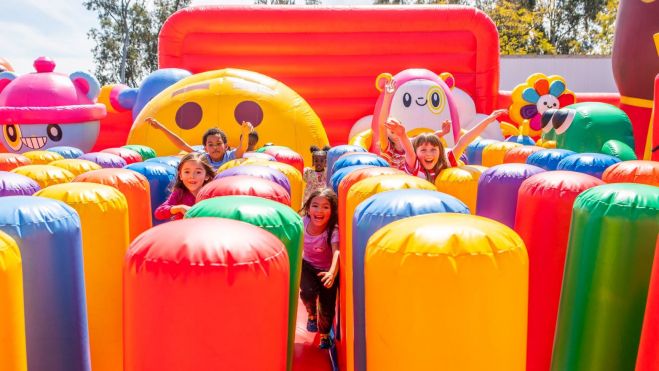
(0, 0, 372, 75)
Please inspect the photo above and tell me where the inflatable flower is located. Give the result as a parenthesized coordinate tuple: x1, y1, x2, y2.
(510, 73, 576, 137)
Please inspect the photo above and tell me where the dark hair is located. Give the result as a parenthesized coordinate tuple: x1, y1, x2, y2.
(412, 133, 449, 181)
(310, 145, 331, 156)
(171, 152, 214, 192)
(300, 188, 339, 248)
(202, 128, 227, 146)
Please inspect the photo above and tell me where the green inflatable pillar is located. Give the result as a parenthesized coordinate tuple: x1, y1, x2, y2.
(552, 183, 659, 370)
(186, 196, 303, 371)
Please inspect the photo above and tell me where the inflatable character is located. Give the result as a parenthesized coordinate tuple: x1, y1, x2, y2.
(370, 68, 461, 153)
(126, 68, 329, 165)
(541, 102, 636, 160)
(0, 57, 105, 153)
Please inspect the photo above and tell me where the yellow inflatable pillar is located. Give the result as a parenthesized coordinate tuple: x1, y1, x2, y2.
(434, 165, 487, 214)
(11, 165, 75, 188)
(22, 150, 64, 165)
(482, 142, 523, 167)
(50, 159, 102, 177)
(365, 213, 528, 371)
(35, 183, 129, 371)
(0, 231, 26, 371)
(340, 174, 436, 371)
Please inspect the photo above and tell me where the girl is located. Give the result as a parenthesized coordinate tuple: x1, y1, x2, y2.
(154, 152, 214, 220)
(381, 120, 451, 170)
(302, 145, 331, 203)
(299, 188, 340, 349)
(385, 109, 507, 182)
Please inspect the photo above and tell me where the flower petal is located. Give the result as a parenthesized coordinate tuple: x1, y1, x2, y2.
(558, 93, 576, 108)
(521, 104, 538, 119)
(534, 79, 550, 95)
(549, 80, 566, 97)
(522, 88, 540, 103)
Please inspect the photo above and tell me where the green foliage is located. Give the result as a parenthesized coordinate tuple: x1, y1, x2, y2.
(85, 0, 190, 86)
(481, 0, 555, 54)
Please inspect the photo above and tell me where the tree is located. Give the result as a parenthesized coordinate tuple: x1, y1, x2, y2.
(85, 0, 190, 86)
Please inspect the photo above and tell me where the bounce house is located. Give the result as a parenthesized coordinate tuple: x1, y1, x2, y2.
(0, 4, 658, 371)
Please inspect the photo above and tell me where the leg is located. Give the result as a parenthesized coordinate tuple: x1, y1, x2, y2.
(300, 260, 321, 332)
(317, 276, 339, 335)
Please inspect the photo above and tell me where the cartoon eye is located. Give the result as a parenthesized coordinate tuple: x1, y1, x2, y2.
(175, 102, 203, 130)
(3, 124, 22, 151)
(47, 124, 62, 142)
(403, 93, 412, 108)
(552, 109, 575, 135)
(426, 87, 445, 114)
(541, 109, 556, 134)
(234, 101, 263, 127)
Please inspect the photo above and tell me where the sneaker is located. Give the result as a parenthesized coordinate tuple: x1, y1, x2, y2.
(319, 335, 333, 349)
(306, 318, 318, 332)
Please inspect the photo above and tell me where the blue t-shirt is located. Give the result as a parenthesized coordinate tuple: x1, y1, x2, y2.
(203, 149, 236, 171)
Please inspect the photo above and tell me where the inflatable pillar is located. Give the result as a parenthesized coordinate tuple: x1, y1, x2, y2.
(637, 236, 659, 371)
(481, 142, 522, 167)
(365, 213, 528, 370)
(36, 183, 129, 371)
(215, 165, 291, 195)
(0, 153, 30, 171)
(47, 146, 84, 159)
(0, 196, 89, 371)
(124, 218, 289, 371)
(22, 150, 64, 165)
(526, 149, 575, 170)
(602, 160, 659, 186)
(352, 190, 469, 371)
(514, 171, 604, 371)
(122, 144, 157, 160)
(0, 172, 40, 196)
(195, 175, 291, 206)
(245, 160, 303, 209)
(186, 196, 303, 371)
(552, 184, 659, 370)
(326, 145, 368, 185)
(0, 230, 26, 371)
(11, 164, 74, 188)
(556, 153, 621, 179)
(434, 165, 487, 214)
(124, 162, 177, 226)
(50, 159, 102, 177)
(145, 155, 181, 168)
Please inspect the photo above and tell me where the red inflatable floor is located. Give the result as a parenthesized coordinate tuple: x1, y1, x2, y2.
(293, 299, 332, 371)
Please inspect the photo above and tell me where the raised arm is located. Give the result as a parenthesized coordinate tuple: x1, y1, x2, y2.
(146, 117, 195, 153)
(433, 120, 451, 138)
(384, 118, 415, 170)
(452, 109, 508, 159)
(234, 121, 254, 159)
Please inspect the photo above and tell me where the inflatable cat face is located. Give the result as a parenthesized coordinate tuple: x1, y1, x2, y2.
(0, 57, 105, 153)
(370, 68, 461, 151)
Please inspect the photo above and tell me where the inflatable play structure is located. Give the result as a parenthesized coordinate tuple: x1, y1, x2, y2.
(0, 3, 658, 371)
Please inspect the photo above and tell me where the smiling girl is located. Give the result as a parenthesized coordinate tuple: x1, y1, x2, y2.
(154, 152, 214, 220)
(299, 188, 340, 349)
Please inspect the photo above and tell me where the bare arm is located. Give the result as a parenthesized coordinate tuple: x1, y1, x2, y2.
(319, 242, 341, 288)
(384, 118, 416, 169)
(433, 120, 451, 138)
(452, 109, 508, 159)
(234, 121, 253, 159)
(146, 117, 195, 152)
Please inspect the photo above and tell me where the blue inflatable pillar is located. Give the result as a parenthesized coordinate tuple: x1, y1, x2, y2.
(124, 162, 177, 225)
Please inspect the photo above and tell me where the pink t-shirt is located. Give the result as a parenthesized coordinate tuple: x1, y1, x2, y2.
(154, 188, 196, 221)
(303, 216, 339, 271)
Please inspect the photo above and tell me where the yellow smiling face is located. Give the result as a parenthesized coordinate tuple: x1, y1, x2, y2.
(126, 69, 329, 165)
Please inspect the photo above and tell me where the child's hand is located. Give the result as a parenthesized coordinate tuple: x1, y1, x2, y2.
(384, 118, 406, 138)
(171, 204, 191, 215)
(489, 109, 508, 119)
(145, 117, 162, 129)
(441, 120, 451, 135)
(318, 271, 336, 288)
(240, 121, 254, 136)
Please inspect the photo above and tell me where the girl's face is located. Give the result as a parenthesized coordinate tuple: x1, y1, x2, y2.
(179, 160, 209, 193)
(312, 154, 327, 171)
(415, 142, 440, 170)
(308, 196, 332, 228)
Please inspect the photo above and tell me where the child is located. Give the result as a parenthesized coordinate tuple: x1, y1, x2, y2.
(146, 117, 253, 171)
(154, 152, 214, 220)
(299, 188, 340, 349)
(381, 120, 451, 170)
(385, 109, 507, 182)
(303, 145, 331, 203)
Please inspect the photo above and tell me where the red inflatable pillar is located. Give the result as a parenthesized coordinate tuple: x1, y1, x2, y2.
(636, 236, 659, 371)
(124, 218, 290, 371)
(514, 171, 604, 371)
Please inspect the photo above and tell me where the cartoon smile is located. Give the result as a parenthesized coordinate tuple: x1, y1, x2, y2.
(21, 136, 47, 150)
(415, 97, 427, 106)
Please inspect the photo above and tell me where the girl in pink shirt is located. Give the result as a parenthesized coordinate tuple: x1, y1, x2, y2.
(299, 188, 340, 349)
(155, 152, 214, 220)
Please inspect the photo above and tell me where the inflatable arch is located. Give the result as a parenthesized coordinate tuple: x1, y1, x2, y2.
(158, 5, 500, 144)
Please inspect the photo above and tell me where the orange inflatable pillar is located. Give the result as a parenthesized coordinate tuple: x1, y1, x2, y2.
(36, 183, 129, 371)
(74, 168, 152, 242)
(0, 231, 26, 371)
(365, 213, 528, 370)
(341, 174, 435, 371)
